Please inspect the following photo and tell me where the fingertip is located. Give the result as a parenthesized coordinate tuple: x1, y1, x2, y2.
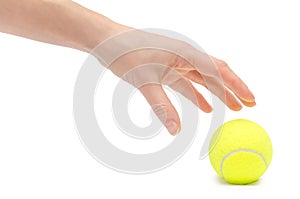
(242, 100, 256, 107)
(203, 105, 213, 113)
(239, 86, 256, 102)
(166, 120, 180, 135)
(232, 106, 242, 111)
(229, 103, 243, 111)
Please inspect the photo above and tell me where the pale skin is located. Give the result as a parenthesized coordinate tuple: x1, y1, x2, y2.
(0, 0, 256, 135)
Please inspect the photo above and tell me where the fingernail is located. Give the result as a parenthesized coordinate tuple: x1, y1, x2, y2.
(240, 85, 256, 102)
(240, 96, 255, 103)
(166, 120, 179, 135)
(245, 91, 255, 102)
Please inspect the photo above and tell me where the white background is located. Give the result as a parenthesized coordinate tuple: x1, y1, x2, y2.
(0, 0, 299, 198)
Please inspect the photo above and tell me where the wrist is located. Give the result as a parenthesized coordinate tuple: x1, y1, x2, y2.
(79, 13, 132, 52)
(64, 1, 132, 52)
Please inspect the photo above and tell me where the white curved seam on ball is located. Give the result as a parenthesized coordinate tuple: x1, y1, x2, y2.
(219, 149, 268, 178)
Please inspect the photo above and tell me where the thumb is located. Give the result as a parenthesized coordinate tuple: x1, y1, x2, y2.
(139, 84, 181, 135)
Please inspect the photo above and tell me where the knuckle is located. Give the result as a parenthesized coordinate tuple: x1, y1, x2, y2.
(152, 103, 169, 116)
(151, 103, 171, 122)
(217, 60, 228, 68)
(230, 76, 240, 87)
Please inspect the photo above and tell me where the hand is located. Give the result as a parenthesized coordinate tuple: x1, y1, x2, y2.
(0, 1, 255, 135)
(92, 28, 256, 135)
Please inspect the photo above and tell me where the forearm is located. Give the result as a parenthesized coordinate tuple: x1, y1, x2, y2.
(0, 0, 127, 52)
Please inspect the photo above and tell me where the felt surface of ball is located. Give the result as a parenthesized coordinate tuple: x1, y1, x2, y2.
(209, 119, 272, 185)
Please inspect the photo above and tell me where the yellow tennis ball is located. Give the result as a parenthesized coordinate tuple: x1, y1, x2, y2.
(209, 119, 273, 185)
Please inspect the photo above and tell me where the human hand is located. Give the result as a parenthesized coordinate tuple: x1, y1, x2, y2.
(92, 28, 255, 136)
(0, 0, 255, 136)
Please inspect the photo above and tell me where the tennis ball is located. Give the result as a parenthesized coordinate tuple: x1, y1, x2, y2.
(209, 119, 272, 185)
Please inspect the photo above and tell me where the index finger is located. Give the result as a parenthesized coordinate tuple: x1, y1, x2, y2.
(211, 56, 255, 103)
